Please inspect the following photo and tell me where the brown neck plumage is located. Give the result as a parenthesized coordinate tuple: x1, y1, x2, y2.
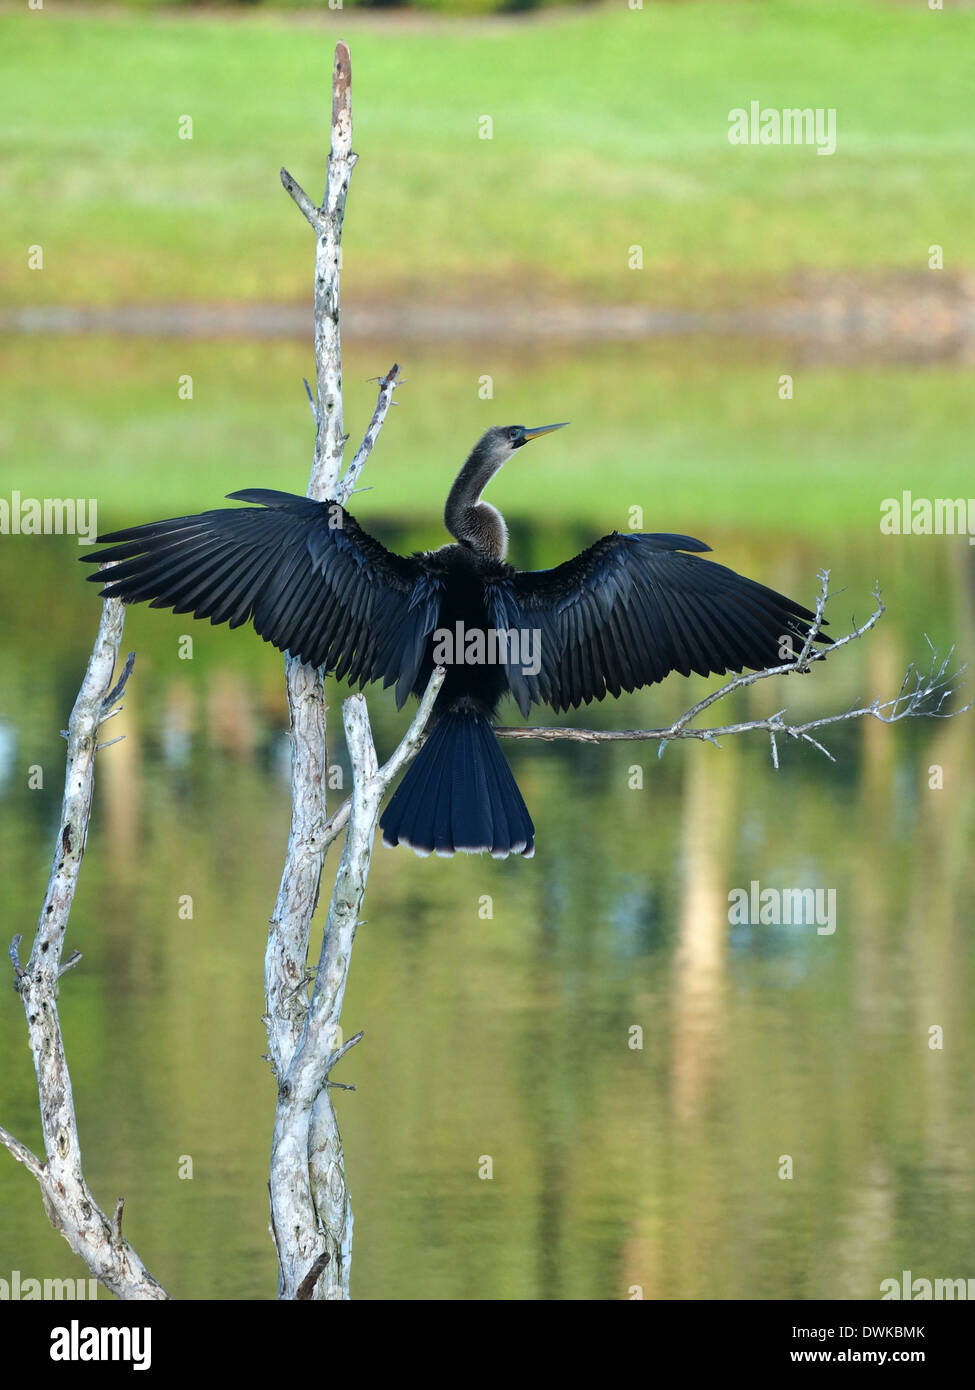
(444, 438, 509, 562)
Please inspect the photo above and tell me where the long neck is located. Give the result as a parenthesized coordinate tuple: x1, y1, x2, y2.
(444, 445, 508, 562)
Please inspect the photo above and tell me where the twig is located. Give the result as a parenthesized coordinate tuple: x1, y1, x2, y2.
(0, 1126, 46, 1183)
(303, 377, 318, 425)
(1, 599, 168, 1300)
(280, 167, 323, 233)
(59, 950, 83, 978)
(495, 581, 969, 764)
(337, 364, 401, 504)
(326, 1029, 364, 1074)
(101, 650, 136, 715)
(310, 667, 445, 856)
(112, 1197, 125, 1248)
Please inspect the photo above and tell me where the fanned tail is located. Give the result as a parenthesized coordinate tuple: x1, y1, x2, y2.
(380, 713, 534, 860)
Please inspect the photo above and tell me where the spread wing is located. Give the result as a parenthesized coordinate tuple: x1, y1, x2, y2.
(81, 489, 443, 706)
(485, 531, 830, 716)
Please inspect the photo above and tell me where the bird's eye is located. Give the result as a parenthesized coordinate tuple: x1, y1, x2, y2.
(507, 427, 522, 443)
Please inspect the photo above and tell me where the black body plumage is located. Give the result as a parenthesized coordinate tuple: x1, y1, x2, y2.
(82, 425, 829, 858)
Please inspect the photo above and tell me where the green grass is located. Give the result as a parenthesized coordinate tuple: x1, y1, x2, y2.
(2, 335, 973, 539)
(3, 2, 974, 310)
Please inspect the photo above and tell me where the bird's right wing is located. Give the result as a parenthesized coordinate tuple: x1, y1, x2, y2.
(82, 489, 442, 706)
(485, 531, 830, 716)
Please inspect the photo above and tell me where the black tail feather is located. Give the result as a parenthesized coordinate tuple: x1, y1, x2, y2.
(380, 713, 534, 860)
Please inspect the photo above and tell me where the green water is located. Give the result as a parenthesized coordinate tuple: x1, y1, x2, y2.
(1, 341, 973, 1300)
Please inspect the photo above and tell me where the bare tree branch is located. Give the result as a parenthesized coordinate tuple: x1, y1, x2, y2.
(268, 41, 415, 1303)
(326, 1029, 364, 1074)
(266, 41, 359, 1305)
(282, 41, 356, 504)
(59, 948, 83, 978)
(112, 1197, 125, 1249)
(494, 576, 970, 762)
(267, 667, 444, 1300)
(2, 598, 167, 1300)
(8, 933, 24, 980)
(311, 666, 446, 857)
(101, 648, 137, 714)
(0, 1126, 46, 1183)
(337, 363, 401, 504)
(280, 167, 324, 233)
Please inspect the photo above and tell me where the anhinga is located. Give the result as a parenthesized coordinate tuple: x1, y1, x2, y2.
(83, 424, 829, 859)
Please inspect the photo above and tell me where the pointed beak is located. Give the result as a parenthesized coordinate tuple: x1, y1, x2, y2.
(522, 422, 569, 443)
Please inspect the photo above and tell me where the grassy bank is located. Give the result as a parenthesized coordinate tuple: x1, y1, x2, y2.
(3, 2, 974, 310)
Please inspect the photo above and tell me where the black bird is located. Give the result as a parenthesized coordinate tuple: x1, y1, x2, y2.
(83, 424, 829, 859)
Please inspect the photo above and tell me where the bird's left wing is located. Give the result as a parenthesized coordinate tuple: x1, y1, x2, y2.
(82, 489, 442, 707)
(485, 531, 830, 717)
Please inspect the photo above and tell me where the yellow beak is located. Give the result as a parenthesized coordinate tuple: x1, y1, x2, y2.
(522, 423, 569, 442)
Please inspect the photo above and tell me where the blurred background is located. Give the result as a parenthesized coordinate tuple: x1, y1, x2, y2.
(1, 0, 974, 1300)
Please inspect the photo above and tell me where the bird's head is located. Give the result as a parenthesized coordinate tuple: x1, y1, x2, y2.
(476, 422, 569, 468)
(446, 422, 569, 555)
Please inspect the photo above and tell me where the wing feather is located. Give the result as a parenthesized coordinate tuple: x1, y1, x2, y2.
(487, 531, 829, 714)
(82, 490, 440, 702)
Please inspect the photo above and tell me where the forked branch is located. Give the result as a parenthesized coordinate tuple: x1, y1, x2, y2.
(2, 599, 167, 1299)
(267, 40, 413, 1303)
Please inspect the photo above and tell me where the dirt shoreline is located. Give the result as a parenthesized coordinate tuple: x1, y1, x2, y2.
(4, 277, 974, 364)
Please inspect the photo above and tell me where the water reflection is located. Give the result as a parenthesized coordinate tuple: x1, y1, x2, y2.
(1, 532, 973, 1300)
